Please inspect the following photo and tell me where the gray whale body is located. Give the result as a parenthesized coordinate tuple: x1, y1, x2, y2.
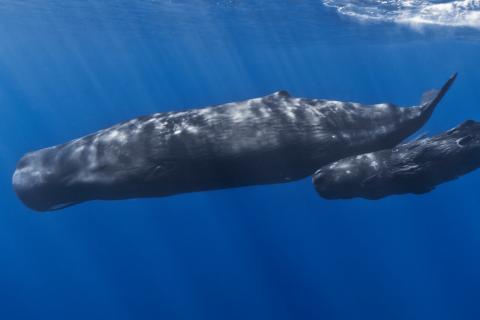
(314, 120, 480, 200)
(13, 75, 456, 211)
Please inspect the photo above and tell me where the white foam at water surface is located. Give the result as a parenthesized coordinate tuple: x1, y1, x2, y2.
(322, 0, 480, 28)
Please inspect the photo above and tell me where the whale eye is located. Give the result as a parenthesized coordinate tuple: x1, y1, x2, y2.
(457, 136, 474, 146)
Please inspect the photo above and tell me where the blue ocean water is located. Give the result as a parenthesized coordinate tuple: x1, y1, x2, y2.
(1, 1, 480, 319)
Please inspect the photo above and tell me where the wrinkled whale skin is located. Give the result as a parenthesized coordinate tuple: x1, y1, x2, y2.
(13, 75, 456, 211)
(314, 120, 480, 200)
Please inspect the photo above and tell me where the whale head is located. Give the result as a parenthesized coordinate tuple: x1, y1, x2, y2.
(441, 119, 480, 162)
(12, 147, 82, 211)
(12, 134, 182, 212)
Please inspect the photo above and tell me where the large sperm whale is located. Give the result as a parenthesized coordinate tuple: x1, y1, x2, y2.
(313, 119, 480, 200)
(13, 75, 456, 211)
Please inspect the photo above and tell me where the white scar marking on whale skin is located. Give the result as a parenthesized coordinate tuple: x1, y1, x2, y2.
(186, 125, 199, 134)
(14, 166, 50, 187)
(373, 103, 389, 110)
(197, 108, 216, 119)
(154, 121, 167, 131)
(365, 153, 379, 169)
(13, 146, 63, 188)
(165, 111, 188, 120)
(231, 108, 247, 122)
(101, 130, 128, 144)
(329, 161, 352, 172)
(376, 125, 389, 135)
(308, 107, 327, 119)
(86, 145, 98, 170)
(258, 106, 272, 118)
(143, 118, 158, 127)
(283, 106, 297, 120)
(229, 101, 256, 123)
(71, 145, 85, 159)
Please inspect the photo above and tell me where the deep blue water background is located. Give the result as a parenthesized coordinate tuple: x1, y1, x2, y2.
(1, 1, 480, 319)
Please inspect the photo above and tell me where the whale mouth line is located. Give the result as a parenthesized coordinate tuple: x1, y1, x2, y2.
(322, 0, 480, 29)
(48, 202, 78, 211)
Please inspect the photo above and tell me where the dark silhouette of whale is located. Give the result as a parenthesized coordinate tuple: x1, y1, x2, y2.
(314, 120, 480, 200)
(13, 75, 456, 211)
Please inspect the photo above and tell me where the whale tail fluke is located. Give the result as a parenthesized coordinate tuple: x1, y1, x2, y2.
(420, 73, 457, 117)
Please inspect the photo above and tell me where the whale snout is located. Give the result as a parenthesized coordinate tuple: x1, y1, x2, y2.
(13, 154, 52, 212)
(12, 150, 78, 212)
(312, 168, 346, 199)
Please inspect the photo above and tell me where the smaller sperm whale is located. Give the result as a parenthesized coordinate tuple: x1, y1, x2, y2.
(313, 120, 480, 200)
(13, 74, 456, 211)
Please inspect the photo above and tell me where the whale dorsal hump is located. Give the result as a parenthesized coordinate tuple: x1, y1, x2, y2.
(267, 90, 291, 99)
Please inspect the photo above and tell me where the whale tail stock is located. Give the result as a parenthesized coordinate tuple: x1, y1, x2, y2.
(420, 73, 457, 118)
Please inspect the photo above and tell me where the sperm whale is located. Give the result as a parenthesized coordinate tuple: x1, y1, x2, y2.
(313, 119, 480, 200)
(12, 74, 456, 211)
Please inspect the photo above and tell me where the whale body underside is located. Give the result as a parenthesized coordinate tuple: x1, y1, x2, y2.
(13, 75, 460, 211)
